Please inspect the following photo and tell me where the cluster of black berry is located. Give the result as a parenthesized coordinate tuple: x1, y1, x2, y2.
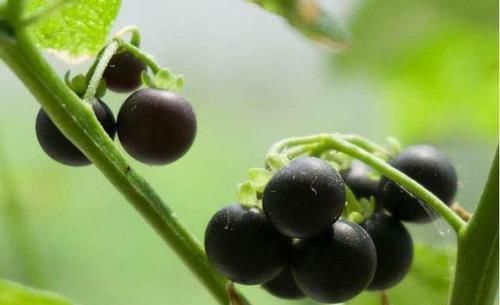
(205, 145, 457, 303)
(35, 51, 197, 166)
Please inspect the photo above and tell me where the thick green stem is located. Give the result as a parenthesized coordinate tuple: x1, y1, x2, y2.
(0, 27, 234, 305)
(448, 148, 499, 305)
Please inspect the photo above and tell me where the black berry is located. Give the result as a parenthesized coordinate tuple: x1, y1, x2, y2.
(379, 145, 458, 222)
(103, 51, 146, 93)
(262, 267, 305, 300)
(263, 157, 345, 238)
(341, 160, 379, 199)
(362, 213, 413, 290)
(35, 99, 116, 166)
(204, 204, 289, 284)
(292, 220, 377, 303)
(117, 88, 197, 165)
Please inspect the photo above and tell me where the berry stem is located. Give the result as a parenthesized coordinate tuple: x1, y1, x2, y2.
(82, 39, 120, 103)
(267, 134, 466, 232)
(0, 26, 241, 305)
(119, 40, 161, 73)
(341, 134, 392, 160)
(114, 25, 141, 47)
(448, 148, 498, 305)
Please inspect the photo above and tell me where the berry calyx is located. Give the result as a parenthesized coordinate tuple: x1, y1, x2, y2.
(35, 99, 116, 166)
(262, 267, 305, 300)
(292, 220, 377, 303)
(263, 157, 345, 238)
(103, 51, 147, 93)
(379, 145, 458, 222)
(204, 204, 289, 285)
(362, 213, 413, 290)
(117, 88, 197, 165)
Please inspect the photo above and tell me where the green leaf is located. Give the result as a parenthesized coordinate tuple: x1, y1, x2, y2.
(24, 0, 121, 60)
(0, 278, 76, 305)
(348, 244, 452, 305)
(333, 0, 497, 141)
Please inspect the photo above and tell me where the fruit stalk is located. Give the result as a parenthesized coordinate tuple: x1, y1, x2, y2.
(0, 25, 237, 305)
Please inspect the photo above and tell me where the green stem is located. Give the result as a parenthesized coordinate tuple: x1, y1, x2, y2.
(114, 25, 141, 47)
(448, 148, 499, 305)
(0, 27, 235, 305)
(268, 134, 466, 232)
(82, 40, 120, 103)
(119, 40, 161, 73)
(341, 134, 392, 160)
(6, 0, 26, 25)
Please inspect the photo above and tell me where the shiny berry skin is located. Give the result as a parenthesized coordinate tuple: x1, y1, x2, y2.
(341, 160, 379, 199)
(292, 220, 377, 303)
(362, 213, 413, 290)
(379, 145, 458, 222)
(117, 89, 197, 165)
(35, 99, 116, 166)
(103, 51, 146, 93)
(204, 204, 289, 285)
(262, 267, 305, 300)
(263, 157, 346, 238)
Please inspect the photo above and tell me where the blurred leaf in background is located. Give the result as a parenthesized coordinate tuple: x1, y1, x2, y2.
(0, 278, 75, 305)
(350, 244, 452, 305)
(333, 0, 498, 141)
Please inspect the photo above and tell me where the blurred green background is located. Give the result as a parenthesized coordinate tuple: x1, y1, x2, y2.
(0, 0, 497, 304)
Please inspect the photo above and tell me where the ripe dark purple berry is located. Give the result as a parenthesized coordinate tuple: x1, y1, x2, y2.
(103, 51, 146, 93)
(263, 157, 345, 238)
(341, 160, 379, 199)
(292, 220, 377, 303)
(35, 99, 116, 166)
(362, 213, 413, 290)
(117, 88, 197, 165)
(379, 145, 458, 222)
(204, 204, 289, 285)
(262, 267, 305, 300)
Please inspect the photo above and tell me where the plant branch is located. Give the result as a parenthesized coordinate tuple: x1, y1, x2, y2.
(6, 0, 26, 25)
(0, 27, 237, 305)
(448, 148, 499, 305)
